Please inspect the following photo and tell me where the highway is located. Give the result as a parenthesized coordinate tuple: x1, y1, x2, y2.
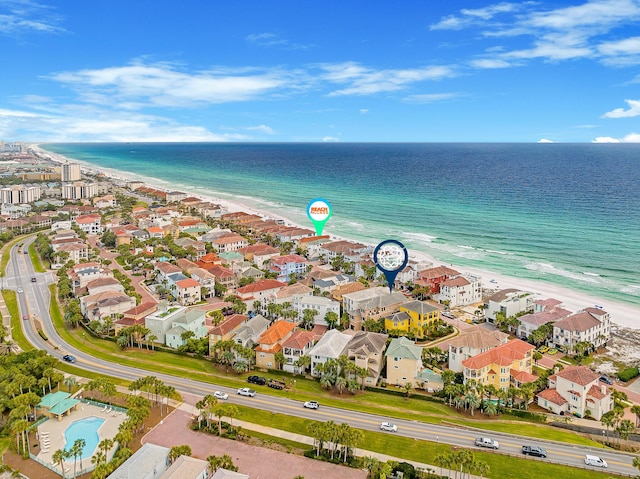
(10, 237, 638, 477)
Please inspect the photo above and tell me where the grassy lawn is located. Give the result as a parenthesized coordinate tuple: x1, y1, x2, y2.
(5, 290, 34, 352)
(232, 406, 620, 479)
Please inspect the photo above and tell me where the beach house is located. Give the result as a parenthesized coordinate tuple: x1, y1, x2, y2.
(461, 338, 535, 390)
(484, 288, 536, 323)
(536, 365, 613, 420)
(552, 307, 611, 354)
(385, 337, 423, 387)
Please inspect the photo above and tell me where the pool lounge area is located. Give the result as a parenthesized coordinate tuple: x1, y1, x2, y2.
(35, 401, 126, 477)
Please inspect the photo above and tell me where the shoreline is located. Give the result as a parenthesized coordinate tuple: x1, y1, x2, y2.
(33, 144, 640, 330)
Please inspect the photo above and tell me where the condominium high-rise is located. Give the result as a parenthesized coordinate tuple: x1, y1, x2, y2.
(0, 185, 41, 204)
(62, 162, 81, 182)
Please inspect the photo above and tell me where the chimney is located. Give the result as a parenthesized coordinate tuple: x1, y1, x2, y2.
(601, 385, 606, 395)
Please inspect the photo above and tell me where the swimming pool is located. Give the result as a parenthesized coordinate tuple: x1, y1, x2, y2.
(64, 416, 105, 460)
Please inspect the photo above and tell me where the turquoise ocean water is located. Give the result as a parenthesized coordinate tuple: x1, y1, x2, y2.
(41, 142, 640, 308)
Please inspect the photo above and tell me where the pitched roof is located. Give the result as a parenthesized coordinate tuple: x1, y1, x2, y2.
(344, 330, 389, 356)
(555, 365, 600, 386)
(400, 300, 439, 315)
(210, 314, 248, 336)
(257, 320, 296, 345)
(385, 336, 421, 360)
(176, 278, 200, 288)
(442, 276, 470, 287)
(308, 329, 352, 359)
(448, 325, 509, 349)
(536, 388, 568, 406)
(123, 302, 158, 316)
(281, 329, 316, 349)
(462, 338, 534, 370)
(554, 310, 602, 332)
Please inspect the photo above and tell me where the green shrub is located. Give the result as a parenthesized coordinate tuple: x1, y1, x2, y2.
(38, 330, 48, 341)
(617, 367, 639, 382)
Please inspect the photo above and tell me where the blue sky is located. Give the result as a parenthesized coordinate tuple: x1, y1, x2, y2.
(1, 0, 640, 143)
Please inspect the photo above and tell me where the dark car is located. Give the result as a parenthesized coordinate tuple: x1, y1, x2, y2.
(62, 354, 77, 363)
(247, 375, 266, 385)
(522, 445, 547, 458)
(600, 375, 614, 385)
(31, 277, 36, 282)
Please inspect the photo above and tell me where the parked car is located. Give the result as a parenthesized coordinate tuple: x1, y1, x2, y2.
(214, 391, 228, 400)
(247, 375, 266, 385)
(237, 387, 256, 397)
(538, 346, 549, 353)
(522, 445, 547, 458)
(303, 400, 319, 409)
(62, 354, 77, 363)
(475, 437, 499, 449)
(599, 375, 614, 385)
(584, 455, 607, 468)
(380, 422, 398, 432)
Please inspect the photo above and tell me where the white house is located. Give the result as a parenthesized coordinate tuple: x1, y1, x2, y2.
(552, 307, 611, 353)
(484, 288, 536, 322)
(164, 309, 208, 349)
(536, 365, 613, 420)
(308, 329, 352, 377)
(438, 274, 482, 307)
(293, 295, 340, 326)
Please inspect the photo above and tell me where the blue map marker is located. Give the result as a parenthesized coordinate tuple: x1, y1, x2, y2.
(373, 239, 408, 293)
(307, 198, 332, 236)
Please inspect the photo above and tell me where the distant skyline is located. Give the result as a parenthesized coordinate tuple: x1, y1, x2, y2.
(1, 0, 640, 143)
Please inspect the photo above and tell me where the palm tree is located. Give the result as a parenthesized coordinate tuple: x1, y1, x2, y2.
(64, 376, 77, 393)
(403, 381, 413, 400)
(52, 448, 66, 474)
(75, 438, 86, 470)
(631, 404, 640, 427)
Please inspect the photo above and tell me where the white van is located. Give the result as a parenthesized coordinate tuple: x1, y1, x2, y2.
(584, 455, 607, 468)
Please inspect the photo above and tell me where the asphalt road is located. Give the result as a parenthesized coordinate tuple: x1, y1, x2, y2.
(11, 237, 639, 477)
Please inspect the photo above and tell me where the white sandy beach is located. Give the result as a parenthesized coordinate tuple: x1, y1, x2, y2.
(34, 145, 640, 330)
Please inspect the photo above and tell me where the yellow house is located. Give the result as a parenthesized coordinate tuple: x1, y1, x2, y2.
(385, 300, 439, 338)
(461, 338, 535, 390)
(385, 337, 422, 387)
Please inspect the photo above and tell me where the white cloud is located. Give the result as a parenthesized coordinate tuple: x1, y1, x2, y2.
(246, 124, 275, 135)
(49, 63, 293, 108)
(469, 58, 513, 69)
(602, 99, 640, 118)
(322, 136, 340, 142)
(592, 134, 640, 142)
(322, 62, 457, 96)
(245, 32, 311, 50)
(537, 138, 555, 143)
(0, 0, 65, 35)
(359, 109, 369, 114)
(621, 132, 640, 142)
(444, 0, 640, 68)
(430, 2, 525, 30)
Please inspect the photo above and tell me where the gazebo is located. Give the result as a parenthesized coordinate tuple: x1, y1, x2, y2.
(37, 391, 81, 421)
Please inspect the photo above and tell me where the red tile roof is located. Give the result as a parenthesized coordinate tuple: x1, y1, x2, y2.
(462, 338, 534, 370)
(555, 365, 599, 386)
(537, 388, 568, 406)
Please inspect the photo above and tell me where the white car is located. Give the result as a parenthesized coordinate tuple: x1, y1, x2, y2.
(237, 387, 256, 397)
(214, 391, 228, 400)
(380, 422, 398, 432)
(303, 400, 319, 409)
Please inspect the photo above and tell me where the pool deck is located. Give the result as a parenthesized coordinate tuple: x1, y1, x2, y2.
(35, 402, 126, 475)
